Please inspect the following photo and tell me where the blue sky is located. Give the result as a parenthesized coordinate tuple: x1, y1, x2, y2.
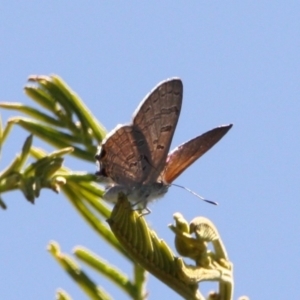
(1, 2, 299, 299)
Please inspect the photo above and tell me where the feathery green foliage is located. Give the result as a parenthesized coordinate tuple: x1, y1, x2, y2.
(0, 75, 247, 300)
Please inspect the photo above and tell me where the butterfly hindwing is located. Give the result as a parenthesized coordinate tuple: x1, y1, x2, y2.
(97, 125, 152, 187)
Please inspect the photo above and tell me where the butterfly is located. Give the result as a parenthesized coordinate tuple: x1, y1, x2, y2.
(95, 78, 232, 214)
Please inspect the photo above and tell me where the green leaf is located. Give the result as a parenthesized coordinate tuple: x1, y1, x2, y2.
(74, 247, 137, 298)
(49, 242, 112, 300)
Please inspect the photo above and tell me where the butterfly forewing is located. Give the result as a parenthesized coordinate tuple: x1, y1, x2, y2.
(133, 78, 183, 183)
(162, 124, 233, 183)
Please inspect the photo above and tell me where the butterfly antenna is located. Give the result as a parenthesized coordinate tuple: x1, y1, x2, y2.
(171, 183, 218, 205)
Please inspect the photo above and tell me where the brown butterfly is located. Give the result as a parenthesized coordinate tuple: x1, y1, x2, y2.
(96, 78, 232, 213)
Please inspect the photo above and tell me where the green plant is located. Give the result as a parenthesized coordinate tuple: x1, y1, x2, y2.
(0, 75, 245, 300)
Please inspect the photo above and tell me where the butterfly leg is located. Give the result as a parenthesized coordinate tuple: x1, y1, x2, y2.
(131, 203, 151, 216)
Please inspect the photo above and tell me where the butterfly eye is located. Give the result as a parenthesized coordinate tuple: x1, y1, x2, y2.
(95, 147, 108, 176)
(96, 166, 108, 177)
(95, 148, 106, 160)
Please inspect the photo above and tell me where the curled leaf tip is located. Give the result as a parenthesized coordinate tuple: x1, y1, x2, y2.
(170, 213, 234, 300)
(47, 241, 61, 255)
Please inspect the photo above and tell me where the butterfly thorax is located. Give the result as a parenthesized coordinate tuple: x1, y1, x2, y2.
(102, 181, 169, 208)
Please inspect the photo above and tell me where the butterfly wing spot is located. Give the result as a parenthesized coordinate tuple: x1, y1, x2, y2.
(161, 105, 180, 116)
(160, 125, 172, 132)
(126, 153, 135, 161)
(143, 105, 151, 113)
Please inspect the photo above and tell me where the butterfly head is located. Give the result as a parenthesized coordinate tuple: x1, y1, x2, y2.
(95, 145, 111, 184)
